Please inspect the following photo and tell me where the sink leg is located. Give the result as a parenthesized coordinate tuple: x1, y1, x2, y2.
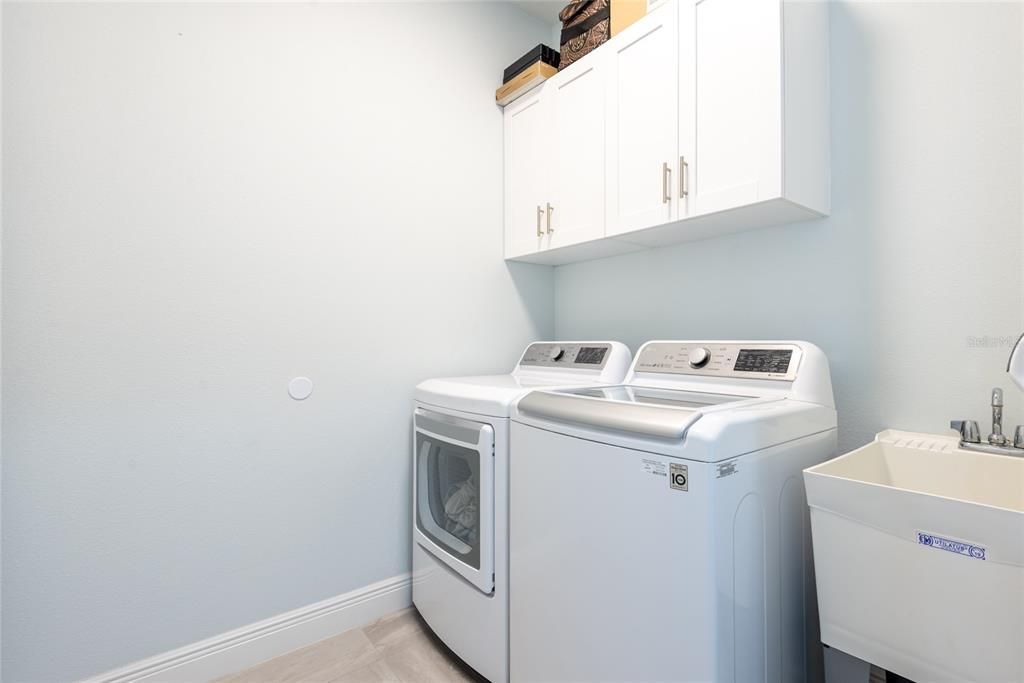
(823, 645, 872, 683)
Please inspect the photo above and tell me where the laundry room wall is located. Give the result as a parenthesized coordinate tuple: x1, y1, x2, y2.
(0, 0, 4, 671)
(1, 3, 552, 681)
(553, 1, 1024, 453)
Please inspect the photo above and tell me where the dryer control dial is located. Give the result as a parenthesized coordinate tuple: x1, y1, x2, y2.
(688, 347, 711, 368)
(548, 346, 565, 362)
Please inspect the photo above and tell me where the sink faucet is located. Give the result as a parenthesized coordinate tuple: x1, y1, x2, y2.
(989, 388, 1007, 445)
(951, 386, 1023, 457)
(950, 339, 1024, 457)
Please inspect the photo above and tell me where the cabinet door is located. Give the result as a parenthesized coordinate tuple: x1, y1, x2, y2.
(605, 3, 679, 237)
(549, 54, 607, 249)
(690, 0, 782, 216)
(504, 87, 548, 258)
(677, 0, 696, 219)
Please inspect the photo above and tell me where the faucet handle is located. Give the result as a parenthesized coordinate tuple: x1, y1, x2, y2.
(1014, 426, 1024, 449)
(951, 420, 982, 443)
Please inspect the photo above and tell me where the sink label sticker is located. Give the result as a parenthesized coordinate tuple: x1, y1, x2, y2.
(917, 531, 986, 560)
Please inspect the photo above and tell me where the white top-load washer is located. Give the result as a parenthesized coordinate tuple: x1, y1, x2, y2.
(412, 341, 631, 683)
(509, 340, 837, 683)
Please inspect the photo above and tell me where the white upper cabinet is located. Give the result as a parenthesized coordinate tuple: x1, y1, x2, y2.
(504, 87, 549, 258)
(503, 0, 829, 264)
(683, 0, 828, 218)
(504, 56, 610, 258)
(549, 53, 607, 249)
(688, 0, 781, 214)
(605, 2, 679, 236)
(677, 0, 696, 221)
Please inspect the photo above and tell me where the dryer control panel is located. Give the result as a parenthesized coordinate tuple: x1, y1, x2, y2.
(635, 342, 802, 381)
(520, 342, 612, 369)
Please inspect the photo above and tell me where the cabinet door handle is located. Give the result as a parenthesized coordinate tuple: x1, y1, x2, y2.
(546, 203, 554, 233)
(662, 162, 671, 204)
(536, 205, 544, 237)
(679, 156, 689, 198)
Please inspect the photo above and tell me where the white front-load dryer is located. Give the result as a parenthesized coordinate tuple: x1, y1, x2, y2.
(509, 340, 838, 683)
(411, 342, 632, 683)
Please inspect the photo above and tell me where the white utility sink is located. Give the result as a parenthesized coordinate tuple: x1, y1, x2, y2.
(804, 430, 1024, 683)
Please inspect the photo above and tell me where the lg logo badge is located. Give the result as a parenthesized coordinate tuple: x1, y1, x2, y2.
(669, 463, 688, 492)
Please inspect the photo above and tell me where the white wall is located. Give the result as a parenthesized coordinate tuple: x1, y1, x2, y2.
(3, 2, 1022, 681)
(554, 1, 1024, 454)
(0, 0, 4, 676)
(1, 3, 552, 681)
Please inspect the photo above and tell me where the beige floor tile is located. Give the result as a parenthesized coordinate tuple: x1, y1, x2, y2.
(215, 608, 483, 683)
(375, 630, 480, 683)
(330, 659, 399, 683)
(362, 608, 422, 650)
(217, 628, 380, 683)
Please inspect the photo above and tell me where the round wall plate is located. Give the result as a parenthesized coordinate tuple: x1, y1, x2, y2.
(288, 376, 313, 401)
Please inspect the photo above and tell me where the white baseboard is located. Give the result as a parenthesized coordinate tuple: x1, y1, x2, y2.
(84, 573, 413, 683)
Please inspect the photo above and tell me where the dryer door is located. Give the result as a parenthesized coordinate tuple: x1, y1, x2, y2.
(413, 408, 495, 594)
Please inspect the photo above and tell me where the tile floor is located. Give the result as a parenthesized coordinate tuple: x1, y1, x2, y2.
(216, 608, 484, 683)
(217, 606, 890, 683)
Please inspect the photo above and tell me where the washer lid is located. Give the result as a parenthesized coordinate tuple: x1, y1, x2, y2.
(516, 385, 758, 440)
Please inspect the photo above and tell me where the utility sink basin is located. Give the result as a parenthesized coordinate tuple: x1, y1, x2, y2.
(804, 430, 1023, 683)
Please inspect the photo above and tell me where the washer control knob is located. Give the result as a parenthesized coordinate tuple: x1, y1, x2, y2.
(688, 347, 711, 368)
(549, 345, 565, 362)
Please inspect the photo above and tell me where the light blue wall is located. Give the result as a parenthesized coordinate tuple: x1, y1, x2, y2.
(554, 1, 1024, 453)
(2, 2, 1021, 681)
(1, 3, 552, 680)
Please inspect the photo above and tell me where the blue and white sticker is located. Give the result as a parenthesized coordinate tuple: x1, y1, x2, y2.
(917, 531, 986, 560)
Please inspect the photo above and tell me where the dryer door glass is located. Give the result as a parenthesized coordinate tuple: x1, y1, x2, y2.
(416, 433, 482, 570)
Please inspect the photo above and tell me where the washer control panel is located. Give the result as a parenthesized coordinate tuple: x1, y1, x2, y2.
(520, 342, 611, 369)
(635, 342, 802, 381)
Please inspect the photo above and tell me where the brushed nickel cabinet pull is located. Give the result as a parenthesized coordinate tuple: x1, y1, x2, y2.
(679, 156, 689, 198)
(662, 162, 671, 204)
(546, 203, 554, 233)
(536, 205, 544, 237)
